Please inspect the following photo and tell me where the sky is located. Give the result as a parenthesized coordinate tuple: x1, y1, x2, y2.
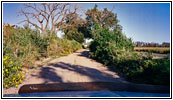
(3, 3, 170, 44)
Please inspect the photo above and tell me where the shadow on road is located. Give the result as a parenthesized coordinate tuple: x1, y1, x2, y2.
(47, 62, 121, 82)
(38, 67, 63, 84)
(77, 50, 90, 58)
(37, 50, 125, 84)
(77, 50, 125, 80)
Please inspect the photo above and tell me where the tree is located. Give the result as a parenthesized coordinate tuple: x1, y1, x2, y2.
(18, 3, 79, 35)
(63, 12, 90, 43)
(64, 12, 91, 35)
(64, 27, 85, 43)
(162, 42, 170, 47)
(85, 4, 124, 39)
(86, 4, 119, 30)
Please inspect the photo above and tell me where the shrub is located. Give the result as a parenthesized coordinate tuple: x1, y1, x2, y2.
(89, 24, 134, 65)
(120, 56, 170, 85)
(61, 38, 82, 55)
(3, 56, 25, 88)
(47, 38, 82, 57)
(47, 38, 64, 57)
(3, 26, 40, 67)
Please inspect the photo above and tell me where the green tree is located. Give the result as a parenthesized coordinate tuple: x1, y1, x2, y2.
(64, 26, 85, 44)
(63, 13, 91, 43)
(86, 4, 119, 30)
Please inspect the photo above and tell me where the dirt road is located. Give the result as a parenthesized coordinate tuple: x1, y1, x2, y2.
(3, 49, 127, 94)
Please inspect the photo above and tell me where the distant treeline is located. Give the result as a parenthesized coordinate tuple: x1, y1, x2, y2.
(135, 41, 170, 47)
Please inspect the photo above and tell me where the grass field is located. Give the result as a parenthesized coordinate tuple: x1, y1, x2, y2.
(134, 47, 170, 54)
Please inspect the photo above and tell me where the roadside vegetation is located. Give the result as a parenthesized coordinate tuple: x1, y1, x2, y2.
(3, 25, 82, 88)
(89, 24, 170, 86)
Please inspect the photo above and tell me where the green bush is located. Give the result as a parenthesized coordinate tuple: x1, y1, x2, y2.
(3, 25, 40, 67)
(61, 38, 82, 55)
(118, 56, 170, 85)
(47, 38, 82, 56)
(89, 24, 134, 65)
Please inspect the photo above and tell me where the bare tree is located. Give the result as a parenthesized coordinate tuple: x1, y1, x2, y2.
(18, 3, 79, 34)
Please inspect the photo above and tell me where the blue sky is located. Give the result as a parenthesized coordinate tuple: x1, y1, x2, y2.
(3, 3, 170, 43)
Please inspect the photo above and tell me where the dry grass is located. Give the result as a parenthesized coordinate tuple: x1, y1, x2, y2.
(134, 47, 170, 54)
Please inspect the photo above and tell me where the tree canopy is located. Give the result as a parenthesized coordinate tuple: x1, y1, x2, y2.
(86, 4, 119, 30)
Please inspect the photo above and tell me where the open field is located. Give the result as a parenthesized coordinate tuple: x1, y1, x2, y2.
(134, 47, 170, 54)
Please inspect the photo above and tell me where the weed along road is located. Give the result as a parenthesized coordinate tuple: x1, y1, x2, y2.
(3, 49, 169, 95)
(4, 49, 127, 94)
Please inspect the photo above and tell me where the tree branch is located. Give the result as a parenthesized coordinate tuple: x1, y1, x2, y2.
(18, 3, 79, 34)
